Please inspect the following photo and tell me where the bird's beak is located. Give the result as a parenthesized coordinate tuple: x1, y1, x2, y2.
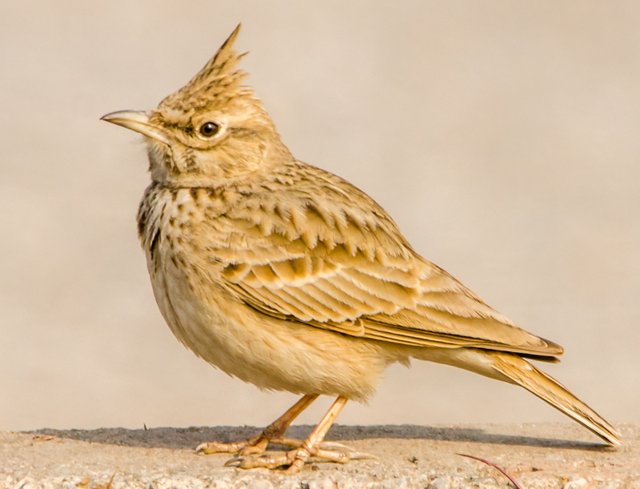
(100, 110, 171, 145)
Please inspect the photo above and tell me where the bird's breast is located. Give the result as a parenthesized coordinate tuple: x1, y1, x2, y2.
(136, 184, 230, 351)
(133, 183, 397, 399)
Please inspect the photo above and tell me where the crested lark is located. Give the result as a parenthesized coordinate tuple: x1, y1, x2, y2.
(102, 25, 620, 472)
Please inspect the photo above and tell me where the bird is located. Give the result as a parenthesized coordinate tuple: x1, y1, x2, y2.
(101, 24, 621, 472)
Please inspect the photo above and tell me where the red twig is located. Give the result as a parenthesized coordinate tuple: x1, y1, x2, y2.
(457, 453, 523, 489)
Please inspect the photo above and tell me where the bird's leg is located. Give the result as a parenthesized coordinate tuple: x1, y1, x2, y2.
(283, 395, 348, 473)
(196, 394, 318, 456)
(225, 395, 374, 473)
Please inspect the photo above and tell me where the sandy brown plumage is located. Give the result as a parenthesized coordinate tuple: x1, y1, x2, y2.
(102, 24, 620, 472)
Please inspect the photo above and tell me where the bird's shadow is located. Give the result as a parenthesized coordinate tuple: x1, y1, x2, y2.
(30, 424, 609, 452)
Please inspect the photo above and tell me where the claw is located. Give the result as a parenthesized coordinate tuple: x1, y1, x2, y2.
(312, 447, 376, 462)
(350, 450, 376, 461)
(196, 439, 250, 455)
(223, 455, 245, 468)
(308, 446, 375, 464)
(225, 451, 295, 470)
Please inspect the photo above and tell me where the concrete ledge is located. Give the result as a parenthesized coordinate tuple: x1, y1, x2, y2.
(1, 424, 637, 488)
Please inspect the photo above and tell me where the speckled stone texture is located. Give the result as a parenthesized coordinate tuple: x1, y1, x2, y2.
(1, 424, 637, 488)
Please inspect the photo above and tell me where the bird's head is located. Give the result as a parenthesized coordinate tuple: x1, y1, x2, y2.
(102, 24, 290, 187)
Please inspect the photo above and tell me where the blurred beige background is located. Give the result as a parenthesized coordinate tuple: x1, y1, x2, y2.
(1, 1, 638, 433)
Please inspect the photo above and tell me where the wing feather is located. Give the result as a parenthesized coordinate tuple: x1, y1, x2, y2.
(306, 279, 365, 319)
(327, 274, 400, 315)
(207, 177, 562, 358)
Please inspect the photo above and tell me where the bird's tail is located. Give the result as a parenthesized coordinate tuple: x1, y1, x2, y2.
(488, 351, 621, 446)
(412, 347, 621, 446)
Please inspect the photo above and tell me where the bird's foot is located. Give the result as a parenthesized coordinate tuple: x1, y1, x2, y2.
(196, 433, 269, 455)
(197, 394, 321, 457)
(224, 441, 374, 473)
(195, 435, 315, 457)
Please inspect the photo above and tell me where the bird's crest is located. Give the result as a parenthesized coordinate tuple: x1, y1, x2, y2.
(160, 24, 250, 111)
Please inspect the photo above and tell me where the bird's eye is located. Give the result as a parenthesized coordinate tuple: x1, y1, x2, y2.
(198, 121, 220, 138)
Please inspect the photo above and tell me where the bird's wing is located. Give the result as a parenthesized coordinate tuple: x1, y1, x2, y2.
(207, 178, 562, 358)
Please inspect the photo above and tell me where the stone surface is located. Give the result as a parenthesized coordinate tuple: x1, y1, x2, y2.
(1, 424, 637, 489)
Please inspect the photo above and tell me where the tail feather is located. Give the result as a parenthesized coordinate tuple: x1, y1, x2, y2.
(490, 352, 621, 446)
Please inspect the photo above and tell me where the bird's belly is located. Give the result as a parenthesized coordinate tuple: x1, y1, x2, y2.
(147, 251, 396, 400)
